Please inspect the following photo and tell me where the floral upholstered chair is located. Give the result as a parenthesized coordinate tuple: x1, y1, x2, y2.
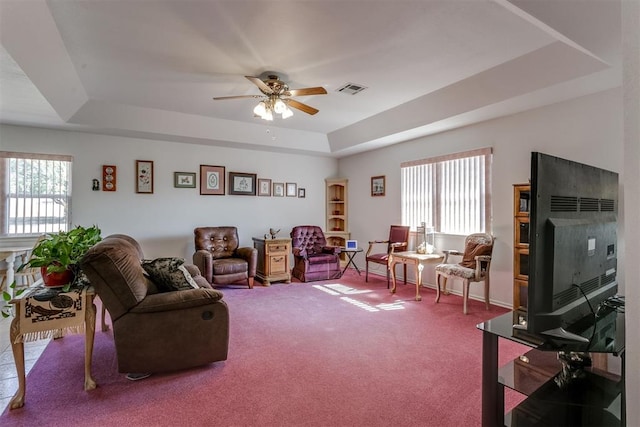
(434, 233, 494, 314)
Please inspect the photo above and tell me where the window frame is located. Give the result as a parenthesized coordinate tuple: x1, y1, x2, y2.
(0, 151, 73, 237)
(401, 147, 492, 235)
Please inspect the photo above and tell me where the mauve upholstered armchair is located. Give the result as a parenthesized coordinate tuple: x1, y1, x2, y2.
(81, 234, 229, 374)
(193, 226, 258, 288)
(290, 225, 342, 282)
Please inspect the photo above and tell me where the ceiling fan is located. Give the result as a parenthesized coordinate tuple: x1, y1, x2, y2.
(213, 75, 327, 120)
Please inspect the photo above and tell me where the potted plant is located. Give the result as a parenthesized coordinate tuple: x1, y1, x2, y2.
(17, 225, 102, 288)
(1, 225, 102, 317)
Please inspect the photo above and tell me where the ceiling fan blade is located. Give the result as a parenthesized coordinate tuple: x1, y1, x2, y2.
(285, 99, 319, 115)
(285, 87, 327, 97)
(213, 95, 263, 100)
(245, 76, 274, 94)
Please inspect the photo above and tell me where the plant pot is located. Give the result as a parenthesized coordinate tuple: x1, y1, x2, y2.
(41, 267, 75, 288)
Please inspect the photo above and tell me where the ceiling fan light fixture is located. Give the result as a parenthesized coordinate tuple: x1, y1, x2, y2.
(253, 97, 293, 121)
(253, 101, 267, 117)
(281, 107, 294, 119)
(216, 74, 325, 120)
(273, 98, 287, 114)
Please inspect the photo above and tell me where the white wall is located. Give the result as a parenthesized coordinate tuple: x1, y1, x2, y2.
(0, 125, 338, 259)
(622, 0, 639, 423)
(337, 88, 623, 308)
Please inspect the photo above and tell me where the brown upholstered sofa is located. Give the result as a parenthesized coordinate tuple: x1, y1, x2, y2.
(81, 234, 229, 374)
(290, 225, 342, 282)
(193, 226, 257, 288)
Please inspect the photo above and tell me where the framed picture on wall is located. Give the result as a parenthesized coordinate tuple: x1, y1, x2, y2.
(102, 165, 117, 192)
(136, 160, 154, 194)
(273, 182, 285, 197)
(200, 165, 225, 195)
(286, 182, 297, 197)
(371, 175, 385, 197)
(174, 172, 196, 188)
(229, 172, 257, 196)
(258, 178, 272, 196)
(298, 188, 306, 198)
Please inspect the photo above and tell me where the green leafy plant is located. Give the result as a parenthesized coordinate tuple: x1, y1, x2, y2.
(1, 281, 27, 318)
(17, 225, 102, 275)
(2, 225, 102, 317)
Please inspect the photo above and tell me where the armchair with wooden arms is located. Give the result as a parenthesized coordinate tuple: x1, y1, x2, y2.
(434, 233, 494, 314)
(365, 225, 410, 288)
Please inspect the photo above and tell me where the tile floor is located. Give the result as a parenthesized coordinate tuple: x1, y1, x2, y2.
(0, 314, 49, 412)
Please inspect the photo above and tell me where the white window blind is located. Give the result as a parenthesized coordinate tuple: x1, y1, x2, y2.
(401, 148, 492, 235)
(0, 151, 72, 236)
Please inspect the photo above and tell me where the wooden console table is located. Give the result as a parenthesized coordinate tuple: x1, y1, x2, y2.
(388, 251, 443, 301)
(9, 281, 97, 409)
(253, 237, 291, 285)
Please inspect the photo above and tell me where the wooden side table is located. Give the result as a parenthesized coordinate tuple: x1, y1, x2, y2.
(252, 237, 292, 285)
(388, 251, 443, 301)
(9, 281, 97, 409)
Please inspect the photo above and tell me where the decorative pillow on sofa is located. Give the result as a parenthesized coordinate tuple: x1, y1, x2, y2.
(141, 257, 199, 292)
(73, 269, 91, 287)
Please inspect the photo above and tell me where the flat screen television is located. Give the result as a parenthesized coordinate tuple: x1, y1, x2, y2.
(526, 152, 619, 343)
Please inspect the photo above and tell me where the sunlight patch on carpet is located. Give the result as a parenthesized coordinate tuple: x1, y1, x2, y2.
(340, 297, 405, 312)
(313, 283, 405, 312)
(312, 284, 341, 295)
(322, 283, 373, 294)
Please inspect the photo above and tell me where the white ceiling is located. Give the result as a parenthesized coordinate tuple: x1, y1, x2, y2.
(0, 0, 622, 157)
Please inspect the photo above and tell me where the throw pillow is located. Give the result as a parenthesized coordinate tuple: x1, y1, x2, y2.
(73, 269, 91, 287)
(459, 242, 492, 269)
(141, 257, 199, 292)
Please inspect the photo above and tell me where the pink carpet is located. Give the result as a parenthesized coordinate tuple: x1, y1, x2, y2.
(1, 271, 527, 426)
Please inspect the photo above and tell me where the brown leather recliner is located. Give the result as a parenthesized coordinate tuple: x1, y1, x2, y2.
(193, 226, 258, 288)
(290, 225, 342, 282)
(81, 234, 229, 374)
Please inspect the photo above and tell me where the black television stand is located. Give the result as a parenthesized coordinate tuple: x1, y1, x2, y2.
(512, 323, 590, 343)
(478, 310, 625, 426)
(541, 327, 591, 343)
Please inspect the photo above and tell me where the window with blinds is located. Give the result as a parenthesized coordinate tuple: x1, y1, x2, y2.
(0, 151, 72, 236)
(401, 148, 492, 235)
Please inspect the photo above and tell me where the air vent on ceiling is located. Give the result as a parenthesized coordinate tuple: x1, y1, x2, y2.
(336, 83, 367, 95)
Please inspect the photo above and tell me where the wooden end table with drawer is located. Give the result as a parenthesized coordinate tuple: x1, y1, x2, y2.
(252, 237, 292, 286)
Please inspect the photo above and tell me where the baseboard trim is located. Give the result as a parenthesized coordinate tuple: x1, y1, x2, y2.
(364, 271, 512, 310)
